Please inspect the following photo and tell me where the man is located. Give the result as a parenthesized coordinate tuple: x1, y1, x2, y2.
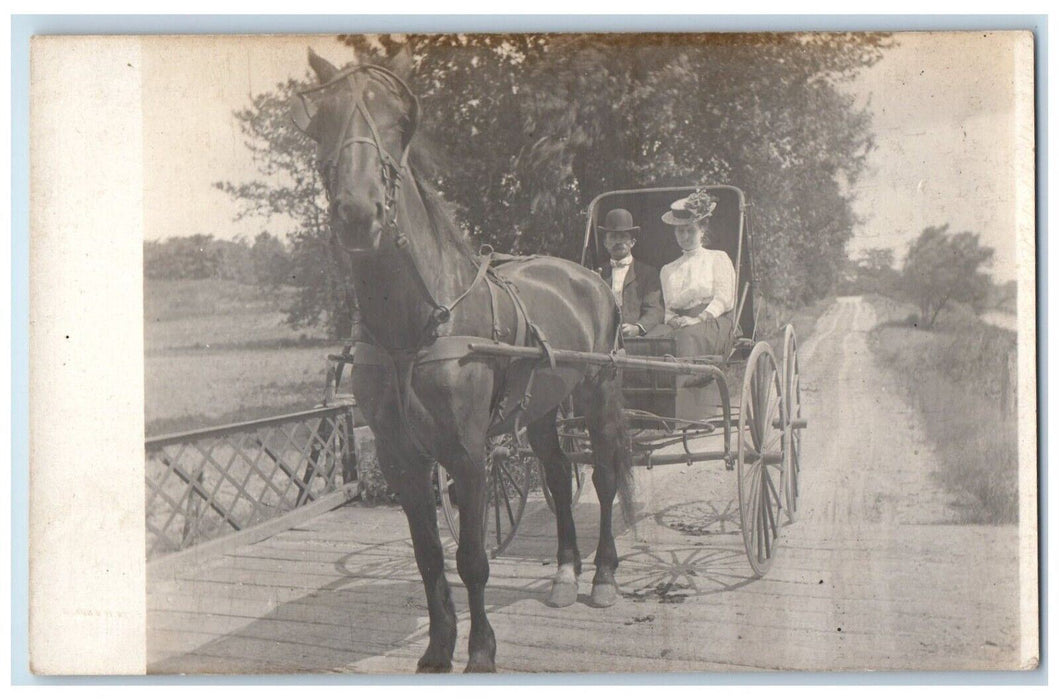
(598, 208, 664, 338)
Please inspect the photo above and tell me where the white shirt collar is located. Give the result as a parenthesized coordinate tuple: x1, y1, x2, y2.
(611, 255, 634, 268)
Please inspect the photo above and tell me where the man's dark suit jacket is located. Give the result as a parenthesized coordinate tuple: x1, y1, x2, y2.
(602, 259, 664, 335)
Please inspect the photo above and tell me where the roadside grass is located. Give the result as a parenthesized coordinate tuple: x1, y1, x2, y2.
(145, 278, 336, 435)
(757, 294, 835, 352)
(866, 297, 1018, 524)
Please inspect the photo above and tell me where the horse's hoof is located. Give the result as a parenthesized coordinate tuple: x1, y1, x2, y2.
(416, 656, 453, 674)
(590, 582, 619, 608)
(464, 657, 496, 673)
(546, 580, 578, 608)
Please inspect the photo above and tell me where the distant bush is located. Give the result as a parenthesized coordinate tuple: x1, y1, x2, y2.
(145, 232, 292, 286)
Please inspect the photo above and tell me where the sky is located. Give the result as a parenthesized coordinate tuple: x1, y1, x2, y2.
(841, 31, 1029, 281)
(142, 32, 1030, 282)
(142, 36, 346, 245)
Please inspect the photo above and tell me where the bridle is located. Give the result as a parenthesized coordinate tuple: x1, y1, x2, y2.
(295, 61, 501, 458)
(296, 64, 421, 256)
(294, 63, 489, 347)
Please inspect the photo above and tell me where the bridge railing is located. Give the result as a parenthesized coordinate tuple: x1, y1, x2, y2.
(145, 402, 359, 561)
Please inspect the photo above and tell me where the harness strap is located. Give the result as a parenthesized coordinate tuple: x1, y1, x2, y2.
(486, 277, 504, 341)
(414, 253, 493, 344)
(496, 277, 529, 347)
(528, 322, 556, 370)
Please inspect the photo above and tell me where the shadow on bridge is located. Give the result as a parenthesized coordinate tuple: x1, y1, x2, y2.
(149, 494, 759, 674)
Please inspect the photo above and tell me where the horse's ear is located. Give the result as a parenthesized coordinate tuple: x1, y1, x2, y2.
(389, 44, 413, 79)
(308, 48, 339, 84)
(289, 94, 316, 136)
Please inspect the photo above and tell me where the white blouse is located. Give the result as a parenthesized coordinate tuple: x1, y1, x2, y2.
(659, 247, 737, 325)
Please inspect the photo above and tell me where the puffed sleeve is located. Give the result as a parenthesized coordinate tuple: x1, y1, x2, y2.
(705, 251, 737, 318)
(659, 263, 675, 324)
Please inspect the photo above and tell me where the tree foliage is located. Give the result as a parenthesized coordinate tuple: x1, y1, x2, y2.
(902, 225, 995, 328)
(343, 33, 888, 304)
(214, 79, 357, 338)
(860, 247, 895, 272)
(145, 232, 291, 285)
(218, 33, 890, 337)
(836, 246, 901, 296)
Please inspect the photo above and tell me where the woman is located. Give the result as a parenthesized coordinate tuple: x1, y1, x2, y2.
(647, 189, 737, 359)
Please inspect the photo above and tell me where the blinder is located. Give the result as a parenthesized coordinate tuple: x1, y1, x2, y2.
(291, 64, 422, 256)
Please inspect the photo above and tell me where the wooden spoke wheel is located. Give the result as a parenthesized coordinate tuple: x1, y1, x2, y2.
(543, 402, 591, 514)
(782, 325, 803, 523)
(437, 433, 531, 558)
(736, 342, 786, 576)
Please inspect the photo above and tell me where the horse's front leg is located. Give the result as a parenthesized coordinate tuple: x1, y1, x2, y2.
(377, 440, 458, 672)
(441, 441, 497, 673)
(357, 365, 457, 673)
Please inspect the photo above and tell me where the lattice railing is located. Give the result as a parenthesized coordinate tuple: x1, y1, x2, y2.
(145, 403, 358, 560)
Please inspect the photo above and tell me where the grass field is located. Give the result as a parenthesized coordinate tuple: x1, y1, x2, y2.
(145, 279, 334, 435)
(865, 295, 1018, 523)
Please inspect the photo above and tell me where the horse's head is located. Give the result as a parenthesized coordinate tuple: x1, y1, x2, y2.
(292, 49, 420, 254)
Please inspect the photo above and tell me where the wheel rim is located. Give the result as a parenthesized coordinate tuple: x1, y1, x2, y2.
(437, 433, 530, 558)
(736, 343, 785, 576)
(783, 327, 802, 522)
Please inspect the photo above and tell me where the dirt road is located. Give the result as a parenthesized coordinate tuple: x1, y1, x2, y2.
(148, 297, 1029, 673)
(734, 296, 1024, 670)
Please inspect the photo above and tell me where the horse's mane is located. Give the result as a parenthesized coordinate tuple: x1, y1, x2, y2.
(408, 141, 477, 262)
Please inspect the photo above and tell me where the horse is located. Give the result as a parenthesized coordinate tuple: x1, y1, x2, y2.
(292, 48, 635, 673)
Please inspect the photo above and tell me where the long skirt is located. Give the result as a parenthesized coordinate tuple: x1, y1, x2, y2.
(644, 313, 734, 357)
(644, 314, 734, 419)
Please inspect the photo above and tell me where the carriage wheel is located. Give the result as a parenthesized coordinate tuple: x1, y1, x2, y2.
(736, 342, 786, 576)
(437, 433, 531, 558)
(542, 402, 591, 514)
(782, 325, 803, 522)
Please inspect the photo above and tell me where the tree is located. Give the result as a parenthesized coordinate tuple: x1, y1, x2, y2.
(250, 231, 293, 287)
(861, 248, 895, 272)
(839, 246, 901, 296)
(902, 225, 994, 328)
(214, 79, 357, 339)
(145, 234, 223, 280)
(339, 33, 889, 303)
(218, 33, 890, 337)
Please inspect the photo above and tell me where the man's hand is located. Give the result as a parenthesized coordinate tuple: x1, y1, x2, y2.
(621, 323, 643, 338)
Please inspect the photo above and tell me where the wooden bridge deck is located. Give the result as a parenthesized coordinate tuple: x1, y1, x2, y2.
(146, 460, 1021, 675)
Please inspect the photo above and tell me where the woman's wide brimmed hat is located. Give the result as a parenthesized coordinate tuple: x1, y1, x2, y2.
(598, 208, 640, 234)
(662, 189, 718, 226)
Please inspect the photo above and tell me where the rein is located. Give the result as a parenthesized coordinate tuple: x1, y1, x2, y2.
(298, 65, 419, 251)
(299, 63, 505, 458)
(298, 64, 487, 348)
